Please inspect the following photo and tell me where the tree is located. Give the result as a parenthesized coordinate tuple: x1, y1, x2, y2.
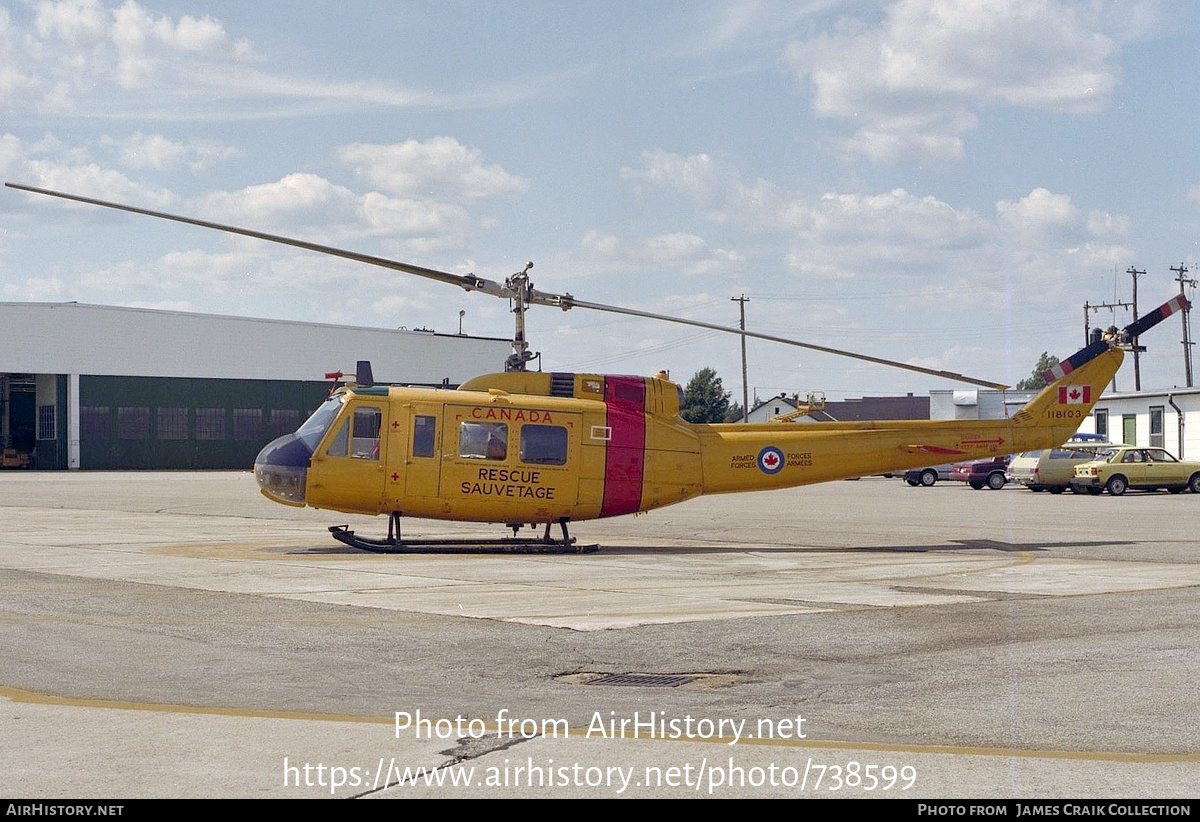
(680, 367, 731, 423)
(1015, 352, 1061, 391)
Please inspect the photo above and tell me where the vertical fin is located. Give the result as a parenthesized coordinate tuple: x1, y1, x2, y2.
(1013, 347, 1122, 430)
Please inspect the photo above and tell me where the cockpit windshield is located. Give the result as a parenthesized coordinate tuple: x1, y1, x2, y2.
(255, 394, 346, 507)
(295, 395, 345, 450)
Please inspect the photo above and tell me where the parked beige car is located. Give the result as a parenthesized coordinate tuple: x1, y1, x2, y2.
(1071, 447, 1200, 496)
(1008, 438, 1114, 493)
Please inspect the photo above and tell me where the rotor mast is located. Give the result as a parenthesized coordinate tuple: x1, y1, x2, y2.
(505, 262, 538, 371)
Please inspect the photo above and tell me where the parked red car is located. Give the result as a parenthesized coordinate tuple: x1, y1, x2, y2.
(949, 456, 1010, 490)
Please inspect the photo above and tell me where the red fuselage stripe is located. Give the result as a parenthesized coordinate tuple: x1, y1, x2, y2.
(600, 377, 646, 517)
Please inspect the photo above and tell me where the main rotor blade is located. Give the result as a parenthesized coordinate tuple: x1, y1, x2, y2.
(4, 182, 514, 299)
(8, 181, 1007, 388)
(555, 296, 1010, 390)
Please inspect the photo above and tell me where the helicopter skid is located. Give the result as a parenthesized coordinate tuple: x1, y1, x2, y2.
(327, 523, 598, 554)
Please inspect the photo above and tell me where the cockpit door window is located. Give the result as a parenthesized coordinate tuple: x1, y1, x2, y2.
(325, 405, 382, 459)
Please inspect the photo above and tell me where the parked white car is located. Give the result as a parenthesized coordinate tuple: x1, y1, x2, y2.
(1008, 436, 1115, 493)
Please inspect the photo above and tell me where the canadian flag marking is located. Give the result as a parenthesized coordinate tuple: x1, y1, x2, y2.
(1059, 386, 1092, 405)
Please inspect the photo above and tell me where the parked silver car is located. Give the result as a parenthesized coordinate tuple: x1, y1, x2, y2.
(901, 464, 952, 487)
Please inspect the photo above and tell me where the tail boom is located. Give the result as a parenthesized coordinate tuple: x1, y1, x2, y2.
(692, 346, 1123, 496)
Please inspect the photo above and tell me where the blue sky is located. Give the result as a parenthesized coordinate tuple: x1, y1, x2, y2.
(2, 0, 1197, 401)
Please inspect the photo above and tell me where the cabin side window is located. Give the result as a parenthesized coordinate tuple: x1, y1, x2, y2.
(413, 415, 436, 458)
(520, 424, 568, 465)
(459, 421, 507, 460)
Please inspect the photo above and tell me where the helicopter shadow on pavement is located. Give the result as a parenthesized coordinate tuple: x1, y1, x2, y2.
(275, 537, 1135, 557)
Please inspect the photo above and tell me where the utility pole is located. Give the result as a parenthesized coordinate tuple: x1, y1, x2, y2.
(1170, 263, 1196, 387)
(1127, 267, 1145, 391)
(731, 295, 750, 422)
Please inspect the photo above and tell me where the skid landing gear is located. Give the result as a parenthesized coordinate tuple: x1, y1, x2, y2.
(328, 512, 597, 554)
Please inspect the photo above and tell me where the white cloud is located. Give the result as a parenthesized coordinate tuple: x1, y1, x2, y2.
(337, 138, 529, 202)
(21, 0, 254, 105)
(803, 188, 989, 249)
(35, 0, 111, 44)
(640, 232, 744, 277)
(996, 187, 1085, 247)
(0, 7, 53, 112)
(786, 0, 1129, 164)
(621, 149, 783, 224)
(187, 168, 489, 260)
(0, 0, 269, 117)
(623, 149, 990, 263)
(154, 249, 257, 292)
(581, 230, 620, 256)
(1085, 210, 1131, 242)
(621, 149, 1132, 314)
(0, 133, 35, 181)
(2, 274, 66, 301)
(370, 292, 438, 319)
(198, 174, 360, 233)
(2, 140, 174, 208)
(359, 191, 471, 243)
(2, 2, 568, 122)
(108, 132, 239, 172)
(696, 0, 838, 52)
(4, 132, 495, 263)
(643, 232, 707, 262)
(822, 110, 978, 165)
(687, 248, 744, 278)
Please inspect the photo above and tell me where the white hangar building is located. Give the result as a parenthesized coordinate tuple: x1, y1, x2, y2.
(1075, 387, 1200, 460)
(0, 302, 511, 470)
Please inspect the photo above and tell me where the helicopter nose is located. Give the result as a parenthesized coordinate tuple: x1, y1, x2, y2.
(254, 433, 312, 506)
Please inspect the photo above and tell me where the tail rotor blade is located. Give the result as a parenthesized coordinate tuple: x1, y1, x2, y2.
(1122, 294, 1191, 339)
(1041, 340, 1112, 384)
(1042, 293, 1191, 384)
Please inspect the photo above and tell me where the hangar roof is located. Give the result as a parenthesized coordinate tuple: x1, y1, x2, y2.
(0, 302, 510, 384)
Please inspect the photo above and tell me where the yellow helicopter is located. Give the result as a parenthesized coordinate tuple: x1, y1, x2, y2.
(6, 183, 1191, 552)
